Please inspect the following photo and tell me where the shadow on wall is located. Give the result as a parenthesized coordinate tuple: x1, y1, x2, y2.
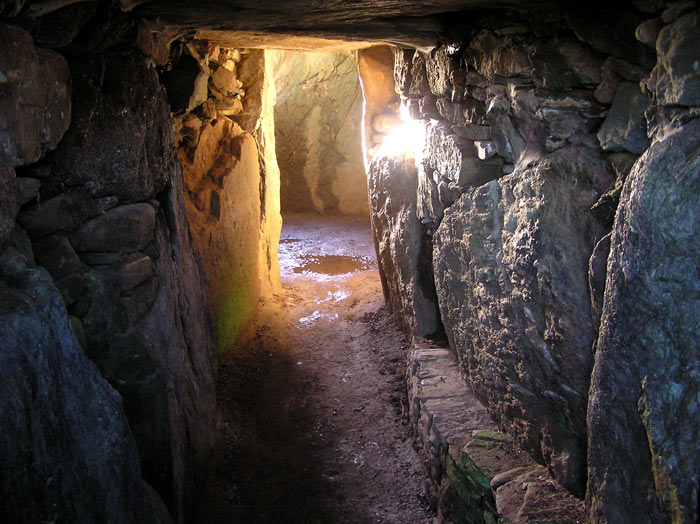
(271, 50, 368, 217)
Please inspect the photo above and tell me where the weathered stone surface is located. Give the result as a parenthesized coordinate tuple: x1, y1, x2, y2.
(15, 177, 41, 205)
(368, 153, 442, 338)
(533, 38, 603, 90)
(567, 5, 655, 67)
(587, 115, 700, 524)
(485, 94, 526, 164)
(0, 249, 157, 524)
(651, 9, 700, 106)
(96, 253, 154, 293)
(588, 232, 612, 329)
(409, 52, 430, 97)
(180, 117, 263, 349)
(598, 82, 652, 154)
(50, 54, 173, 203)
(134, 178, 218, 520)
(272, 50, 367, 216)
(424, 123, 502, 187)
(426, 46, 455, 97)
(595, 56, 648, 104)
(0, 167, 18, 251)
(434, 147, 607, 494)
(451, 124, 491, 141)
(636, 17, 664, 48)
(436, 97, 466, 124)
(393, 47, 414, 95)
(0, 24, 71, 168)
(232, 49, 265, 133)
(466, 30, 533, 80)
(32, 234, 83, 280)
(71, 203, 156, 254)
(408, 340, 584, 524)
(18, 191, 98, 239)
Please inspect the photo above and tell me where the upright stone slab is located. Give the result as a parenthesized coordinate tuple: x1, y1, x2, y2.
(433, 147, 606, 494)
(587, 116, 700, 524)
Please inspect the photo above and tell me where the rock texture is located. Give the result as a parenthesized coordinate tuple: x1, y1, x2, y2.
(433, 147, 606, 494)
(368, 153, 442, 338)
(1, 30, 218, 522)
(272, 50, 367, 216)
(171, 43, 282, 350)
(0, 23, 71, 168)
(181, 118, 263, 350)
(408, 340, 584, 524)
(587, 99, 700, 524)
(0, 248, 158, 524)
(49, 54, 172, 203)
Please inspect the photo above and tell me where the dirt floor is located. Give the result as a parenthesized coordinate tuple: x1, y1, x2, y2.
(194, 214, 435, 524)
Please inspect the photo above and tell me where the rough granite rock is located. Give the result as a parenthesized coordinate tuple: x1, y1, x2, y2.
(0, 249, 158, 524)
(38, 49, 218, 522)
(433, 147, 607, 494)
(424, 123, 503, 187)
(134, 172, 219, 520)
(650, 9, 700, 106)
(368, 152, 442, 338)
(393, 47, 414, 96)
(70, 203, 156, 254)
(18, 190, 98, 240)
(587, 115, 700, 524)
(49, 53, 173, 203)
(597, 82, 652, 154)
(0, 23, 71, 168)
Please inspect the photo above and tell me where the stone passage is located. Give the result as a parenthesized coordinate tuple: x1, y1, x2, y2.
(1, 2, 700, 524)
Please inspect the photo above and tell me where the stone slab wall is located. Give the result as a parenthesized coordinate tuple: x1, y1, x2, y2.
(168, 45, 283, 351)
(0, 21, 218, 524)
(366, 2, 700, 521)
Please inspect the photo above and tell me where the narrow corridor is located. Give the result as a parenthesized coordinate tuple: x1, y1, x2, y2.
(194, 215, 434, 523)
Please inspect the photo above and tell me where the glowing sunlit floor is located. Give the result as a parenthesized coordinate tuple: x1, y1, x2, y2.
(278, 212, 377, 279)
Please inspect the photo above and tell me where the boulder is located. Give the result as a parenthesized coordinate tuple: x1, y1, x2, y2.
(597, 82, 652, 154)
(95, 254, 154, 294)
(651, 9, 700, 106)
(587, 115, 700, 524)
(0, 249, 157, 524)
(32, 234, 83, 280)
(18, 191, 98, 239)
(49, 54, 174, 203)
(0, 24, 71, 168)
(433, 147, 607, 494)
(368, 152, 442, 338)
(71, 203, 156, 254)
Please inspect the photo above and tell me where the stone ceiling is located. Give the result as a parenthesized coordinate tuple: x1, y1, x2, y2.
(129, 0, 562, 49)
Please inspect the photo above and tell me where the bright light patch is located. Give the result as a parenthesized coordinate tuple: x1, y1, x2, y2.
(379, 106, 426, 161)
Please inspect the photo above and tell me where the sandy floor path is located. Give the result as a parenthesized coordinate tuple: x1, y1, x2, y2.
(194, 214, 434, 524)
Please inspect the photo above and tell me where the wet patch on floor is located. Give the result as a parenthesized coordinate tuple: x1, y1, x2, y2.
(293, 255, 375, 276)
